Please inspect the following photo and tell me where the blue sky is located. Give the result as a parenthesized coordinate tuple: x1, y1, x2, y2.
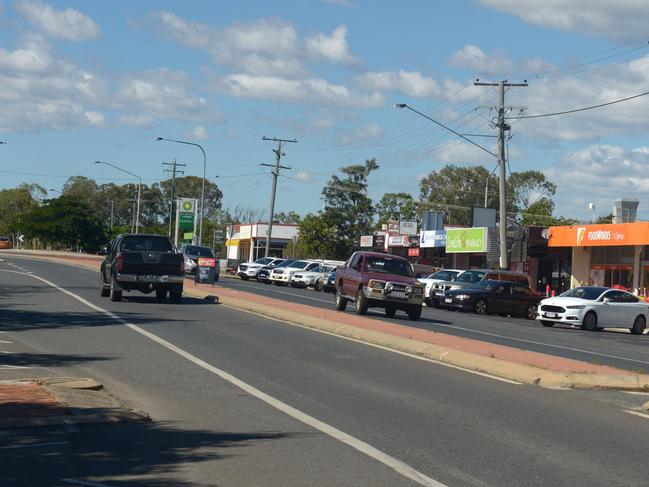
(2, 0, 649, 222)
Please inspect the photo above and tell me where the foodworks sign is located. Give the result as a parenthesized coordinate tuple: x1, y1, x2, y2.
(446, 228, 487, 253)
(420, 230, 446, 248)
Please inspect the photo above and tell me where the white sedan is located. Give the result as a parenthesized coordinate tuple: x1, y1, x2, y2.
(537, 286, 649, 334)
(290, 265, 335, 289)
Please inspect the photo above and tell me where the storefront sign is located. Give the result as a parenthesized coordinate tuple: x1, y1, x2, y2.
(387, 221, 400, 233)
(446, 227, 487, 253)
(373, 234, 386, 250)
(408, 248, 420, 257)
(399, 221, 418, 236)
(360, 235, 374, 247)
(388, 235, 410, 247)
(420, 230, 446, 248)
(548, 222, 649, 247)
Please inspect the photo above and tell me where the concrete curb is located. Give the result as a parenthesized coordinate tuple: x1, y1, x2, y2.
(8, 251, 649, 392)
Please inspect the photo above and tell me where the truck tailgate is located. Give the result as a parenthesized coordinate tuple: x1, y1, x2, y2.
(122, 252, 182, 276)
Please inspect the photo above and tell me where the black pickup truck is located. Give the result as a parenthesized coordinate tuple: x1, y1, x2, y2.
(100, 234, 185, 303)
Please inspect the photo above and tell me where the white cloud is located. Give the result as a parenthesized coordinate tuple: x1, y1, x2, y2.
(117, 69, 220, 126)
(547, 144, 649, 217)
(306, 25, 356, 64)
(16, 0, 100, 41)
(435, 140, 497, 164)
(448, 45, 512, 75)
(338, 123, 383, 145)
(220, 74, 384, 107)
(185, 125, 209, 141)
(294, 171, 314, 182)
(356, 70, 442, 98)
(478, 0, 648, 40)
(84, 111, 105, 126)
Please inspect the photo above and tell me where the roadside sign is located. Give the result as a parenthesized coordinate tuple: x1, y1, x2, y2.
(446, 227, 487, 253)
(17, 234, 24, 243)
(179, 213, 194, 225)
(183, 232, 194, 240)
(360, 235, 373, 247)
(213, 230, 225, 244)
(399, 221, 418, 236)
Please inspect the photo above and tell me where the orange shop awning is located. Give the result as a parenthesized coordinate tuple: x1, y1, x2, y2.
(548, 222, 649, 247)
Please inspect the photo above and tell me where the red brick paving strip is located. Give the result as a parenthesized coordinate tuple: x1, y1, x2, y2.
(0, 382, 66, 417)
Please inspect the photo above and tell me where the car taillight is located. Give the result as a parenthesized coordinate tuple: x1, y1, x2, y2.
(116, 252, 124, 272)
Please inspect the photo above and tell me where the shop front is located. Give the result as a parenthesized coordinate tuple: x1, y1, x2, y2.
(548, 222, 649, 293)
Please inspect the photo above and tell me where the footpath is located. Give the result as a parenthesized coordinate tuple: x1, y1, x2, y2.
(4, 249, 649, 398)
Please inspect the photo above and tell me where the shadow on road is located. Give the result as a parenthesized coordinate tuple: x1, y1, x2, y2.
(3, 420, 306, 486)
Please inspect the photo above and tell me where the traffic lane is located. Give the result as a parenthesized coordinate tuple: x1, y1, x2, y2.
(0, 265, 421, 487)
(217, 277, 649, 373)
(7, 258, 649, 486)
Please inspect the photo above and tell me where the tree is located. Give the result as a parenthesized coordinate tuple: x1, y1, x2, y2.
(0, 183, 46, 238)
(508, 170, 556, 219)
(376, 192, 418, 224)
(419, 164, 504, 226)
(320, 159, 378, 258)
(297, 212, 337, 259)
(22, 195, 107, 251)
(520, 198, 555, 226)
(159, 176, 223, 224)
(273, 211, 301, 224)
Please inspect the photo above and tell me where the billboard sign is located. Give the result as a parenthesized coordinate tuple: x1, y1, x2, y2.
(360, 235, 374, 247)
(399, 221, 418, 236)
(446, 227, 487, 253)
(420, 230, 446, 248)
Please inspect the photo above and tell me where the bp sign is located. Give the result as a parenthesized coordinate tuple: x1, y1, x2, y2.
(446, 227, 487, 253)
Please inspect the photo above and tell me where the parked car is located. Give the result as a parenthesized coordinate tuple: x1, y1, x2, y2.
(257, 259, 296, 283)
(270, 260, 320, 286)
(321, 269, 337, 293)
(237, 257, 285, 280)
(335, 251, 425, 321)
(0, 236, 13, 250)
(431, 269, 531, 308)
(180, 244, 219, 281)
(537, 286, 649, 334)
(291, 265, 335, 289)
(443, 280, 543, 319)
(418, 269, 462, 307)
(99, 234, 185, 303)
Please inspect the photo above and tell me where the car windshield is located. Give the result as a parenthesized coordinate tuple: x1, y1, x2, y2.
(184, 246, 214, 257)
(254, 257, 274, 265)
(288, 260, 310, 269)
(120, 236, 173, 252)
(428, 270, 460, 281)
(455, 271, 486, 283)
(364, 256, 414, 277)
(560, 287, 608, 300)
(274, 260, 295, 268)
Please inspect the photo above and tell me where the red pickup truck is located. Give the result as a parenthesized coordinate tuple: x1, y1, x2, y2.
(334, 251, 425, 321)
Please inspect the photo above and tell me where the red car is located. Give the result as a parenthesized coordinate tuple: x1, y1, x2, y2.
(0, 237, 13, 250)
(334, 251, 425, 321)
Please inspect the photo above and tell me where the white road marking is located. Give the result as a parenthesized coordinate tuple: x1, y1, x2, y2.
(223, 304, 522, 385)
(0, 441, 68, 450)
(4, 268, 446, 487)
(623, 391, 649, 396)
(61, 479, 114, 487)
(0, 365, 31, 369)
(0, 340, 13, 344)
(623, 409, 649, 420)
(429, 321, 649, 367)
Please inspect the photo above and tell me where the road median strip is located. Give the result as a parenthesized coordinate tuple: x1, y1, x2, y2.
(7, 250, 649, 392)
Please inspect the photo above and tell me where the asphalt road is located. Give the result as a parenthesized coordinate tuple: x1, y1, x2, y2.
(217, 276, 649, 373)
(2, 256, 649, 486)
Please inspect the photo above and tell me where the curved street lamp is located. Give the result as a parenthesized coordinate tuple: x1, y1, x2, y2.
(95, 161, 142, 234)
(157, 137, 206, 245)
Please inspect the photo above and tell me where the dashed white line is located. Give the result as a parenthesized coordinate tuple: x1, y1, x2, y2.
(623, 409, 649, 420)
(4, 268, 446, 487)
(224, 280, 334, 304)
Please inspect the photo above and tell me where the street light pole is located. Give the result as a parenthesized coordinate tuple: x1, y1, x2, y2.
(94, 161, 142, 234)
(157, 137, 207, 245)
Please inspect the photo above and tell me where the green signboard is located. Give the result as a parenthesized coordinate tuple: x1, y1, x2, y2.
(445, 227, 487, 253)
(179, 213, 194, 226)
(183, 232, 194, 240)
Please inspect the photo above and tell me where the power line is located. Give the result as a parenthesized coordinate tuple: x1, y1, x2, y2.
(508, 89, 649, 119)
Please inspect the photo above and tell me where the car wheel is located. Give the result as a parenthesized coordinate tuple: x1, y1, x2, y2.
(424, 298, 431, 307)
(109, 280, 122, 302)
(169, 290, 182, 304)
(335, 287, 347, 311)
(355, 288, 368, 315)
(385, 305, 397, 318)
(100, 277, 110, 297)
(525, 304, 538, 320)
(314, 281, 322, 292)
(540, 320, 554, 327)
(407, 305, 422, 321)
(214, 273, 219, 282)
(155, 288, 167, 301)
(241, 275, 249, 281)
(474, 298, 488, 315)
(631, 315, 646, 335)
(581, 311, 598, 331)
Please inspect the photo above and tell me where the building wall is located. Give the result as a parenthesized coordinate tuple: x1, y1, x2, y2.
(571, 246, 591, 287)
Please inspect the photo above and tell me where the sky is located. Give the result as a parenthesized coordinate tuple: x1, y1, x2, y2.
(2, 0, 649, 223)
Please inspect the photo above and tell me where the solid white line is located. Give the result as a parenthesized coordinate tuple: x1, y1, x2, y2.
(0, 340, 13, 344)
(224, 280, 333, 304)
(0, 441, 68, 450)
(428, 321, 649, 366)
(222, 304, 522, 385)
(623, 409, 649, 420)
(61, 479, 113, 487)
(7, 269, 446, 487)
(0, 365, 31, 369)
